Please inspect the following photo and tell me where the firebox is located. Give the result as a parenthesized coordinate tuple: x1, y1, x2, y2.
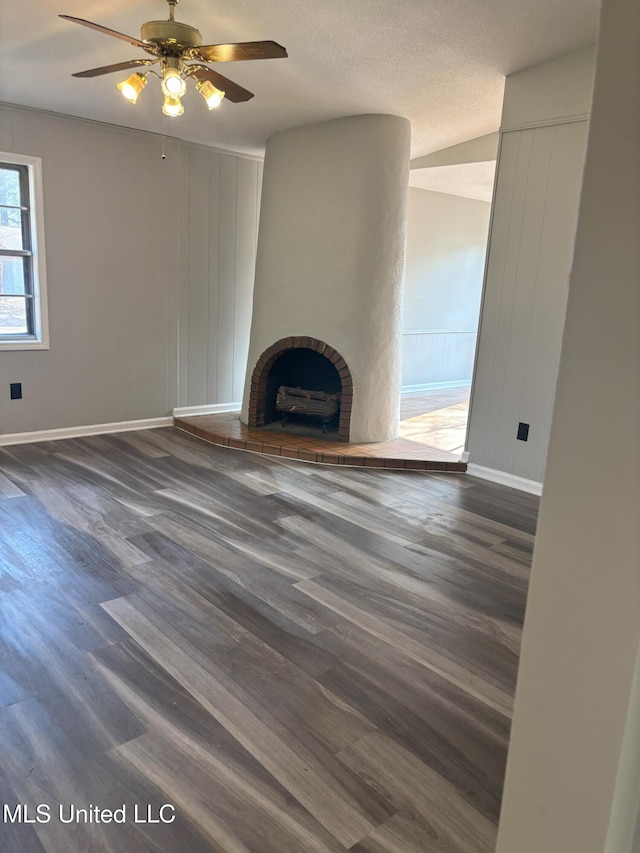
(247, 336, 353, 441)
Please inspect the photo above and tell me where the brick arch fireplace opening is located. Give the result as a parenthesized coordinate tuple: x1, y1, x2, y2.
(247, 336, 353, 442)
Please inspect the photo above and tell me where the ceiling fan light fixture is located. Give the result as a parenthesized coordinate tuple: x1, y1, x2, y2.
(116, 72, 147, 104)
(196, 79, 225, 109)
(63, 0, 287, 119)
(162, 94, 184, 117)
(161, 66, 186, 97)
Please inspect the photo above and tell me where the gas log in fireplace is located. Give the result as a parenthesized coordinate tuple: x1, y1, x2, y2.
(276, 386, 339, 433)
(247, 336, 353, 441)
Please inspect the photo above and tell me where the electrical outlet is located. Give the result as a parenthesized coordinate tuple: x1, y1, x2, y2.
(10, 383, 22, 400)
(517, 422, 529, 441)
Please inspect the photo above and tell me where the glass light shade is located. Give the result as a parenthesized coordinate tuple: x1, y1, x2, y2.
(196, 79, 225, 110)
(162, 67, 186, 97)
(116, 73, 147, 104)
(162, 95, 184, 117)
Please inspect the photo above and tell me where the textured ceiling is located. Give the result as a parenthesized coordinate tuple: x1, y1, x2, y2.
(0, 0, 600, 158)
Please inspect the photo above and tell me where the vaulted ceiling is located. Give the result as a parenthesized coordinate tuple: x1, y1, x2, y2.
(1, 0, 600, 158)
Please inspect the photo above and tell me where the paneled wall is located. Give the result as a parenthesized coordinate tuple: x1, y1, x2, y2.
(466, 46, 595, 484)
(0, 105, 181, 435)
(0, 104, 261, 436)
(401, 330, 477, 390)
(467, 122, 589, 482)
(177, 146, 261, 408)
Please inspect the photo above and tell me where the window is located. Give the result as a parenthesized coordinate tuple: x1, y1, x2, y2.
(0, 153, 48, 350)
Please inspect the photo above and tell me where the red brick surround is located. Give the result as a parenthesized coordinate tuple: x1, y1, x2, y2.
(247, 337, 353, 442)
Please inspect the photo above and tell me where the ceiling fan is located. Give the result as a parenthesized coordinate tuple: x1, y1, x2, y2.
(60, 0, 287, 117)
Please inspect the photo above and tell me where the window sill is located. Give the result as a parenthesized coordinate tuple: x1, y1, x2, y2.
(0, 340, 50, 352)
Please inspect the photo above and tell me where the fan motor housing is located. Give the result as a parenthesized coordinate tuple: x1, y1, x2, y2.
(141, 20, 202, 48)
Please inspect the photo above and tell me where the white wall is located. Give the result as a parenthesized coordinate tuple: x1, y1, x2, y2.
(402, 188, 489, 390)
(466, 46, 596, 485)
(496, 0, 640, 846)
(241, 114, 411, 443)
(0, 104, 261, 435)
(501, 44, 596, 132)
(403, 188, 490, 331)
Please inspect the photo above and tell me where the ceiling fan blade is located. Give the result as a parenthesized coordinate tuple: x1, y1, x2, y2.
(59, 15, 157, 53)
(187, 65, 254, 102)
(195, 41, 288, 63)
(72, 59, 158, 78)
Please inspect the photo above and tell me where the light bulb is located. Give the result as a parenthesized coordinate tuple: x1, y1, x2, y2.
(162, 67, 186, 97)
(162, 95, 184, 117)
(116, 73, 147, 104)
(196, 79, 225, 110)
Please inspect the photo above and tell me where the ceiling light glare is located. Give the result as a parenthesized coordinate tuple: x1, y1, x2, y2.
(196, 80, 225, 109)
(162, 95, 184, 117)
(116, 73, 147, 104)
(162, 67, 186, 97)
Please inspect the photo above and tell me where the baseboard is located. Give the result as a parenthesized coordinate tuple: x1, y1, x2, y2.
(401, 381, 472, 394)
(466, 463, 543, 495)
(172, 402, 242, 417)
(0, 416, 174, 447)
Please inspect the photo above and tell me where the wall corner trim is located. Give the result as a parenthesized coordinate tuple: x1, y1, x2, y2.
(466, 463, 543, 495)
(172, 403, 242, 417)
(499, 112, 590, 134)
(0, 416, 174, 447)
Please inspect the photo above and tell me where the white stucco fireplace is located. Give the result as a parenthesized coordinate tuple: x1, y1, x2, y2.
(241, 113, 411, 443)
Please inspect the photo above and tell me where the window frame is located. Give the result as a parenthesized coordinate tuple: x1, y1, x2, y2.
(0, 152, 49, 351)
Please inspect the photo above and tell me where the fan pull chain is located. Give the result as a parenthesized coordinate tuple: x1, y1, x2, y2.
(161, 113, 167, 160)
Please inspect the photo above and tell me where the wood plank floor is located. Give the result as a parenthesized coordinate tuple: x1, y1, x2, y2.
(0, 427, 538, 852)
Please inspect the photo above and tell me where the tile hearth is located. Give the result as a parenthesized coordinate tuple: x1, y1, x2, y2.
(174, 390, 469, 472)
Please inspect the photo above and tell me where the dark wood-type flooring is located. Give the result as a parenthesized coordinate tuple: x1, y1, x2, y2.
(0, 427, 538, 852)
